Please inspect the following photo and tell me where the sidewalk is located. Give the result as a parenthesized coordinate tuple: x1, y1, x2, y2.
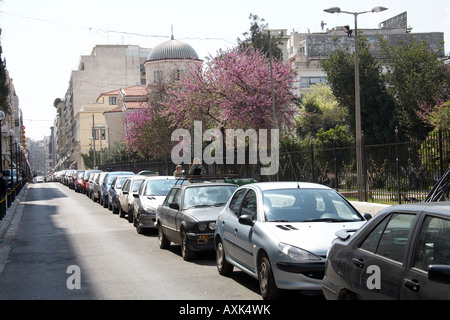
(0, 183, 29, 240)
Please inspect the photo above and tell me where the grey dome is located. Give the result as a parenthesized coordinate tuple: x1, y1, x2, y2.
(147, 38, 199, 61)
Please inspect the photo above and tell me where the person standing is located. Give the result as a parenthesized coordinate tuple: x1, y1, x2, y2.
(173, 165, 184, 177)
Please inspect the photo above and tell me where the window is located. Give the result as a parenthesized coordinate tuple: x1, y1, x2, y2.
(109, 97, 117, 105)
(241, 190, 257, 219)
(229, 189, 247, 216)
(360, 213, 415, 263)
(165, 188, 179, 206)
(414, 216, 450, 271)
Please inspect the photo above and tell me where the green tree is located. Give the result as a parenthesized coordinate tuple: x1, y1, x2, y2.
(0, 29, 9, 113)
(379, 38, 449, 139)
(237, 13, 284, 61)
(296, 83, 347, 140)
(321, 37, 397, 145)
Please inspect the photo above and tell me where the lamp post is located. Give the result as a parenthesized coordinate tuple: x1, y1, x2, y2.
(0, 110, 4, 172)
(8, 129, 14, 201)
(324, 6, 387, 201)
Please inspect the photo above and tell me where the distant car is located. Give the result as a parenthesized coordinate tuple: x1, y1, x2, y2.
(101, 171, 134, 208)
(108, 174, 135, 214)
(214, 181, 369, 300)
(118, 176, 145, 222)
(83, 170, 102, 196)
(323, 202, 450, 300)
(157, 182, 238, 261)
(73, 170, 86, 192)
(35, 176, 45, 183)
(94, 172, 108, 203)
(133, 176, 177, 234)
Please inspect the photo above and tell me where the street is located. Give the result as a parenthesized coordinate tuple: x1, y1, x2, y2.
(0, 182, 264, 300)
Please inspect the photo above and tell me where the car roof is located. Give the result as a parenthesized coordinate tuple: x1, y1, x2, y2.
(240, 181, 332, 192)
(383, 202, 450, 216)
(176, 182, 238, 190)
(143, 175, 176, 181)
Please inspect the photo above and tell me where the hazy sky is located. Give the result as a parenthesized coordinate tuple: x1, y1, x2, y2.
(1, 0, 449, 140)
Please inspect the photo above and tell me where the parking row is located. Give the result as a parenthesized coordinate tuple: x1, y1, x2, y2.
(49, 169, 450, 300)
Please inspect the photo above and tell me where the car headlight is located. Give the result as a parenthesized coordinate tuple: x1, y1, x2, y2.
(278, 243, 321, 261)
(198, 222, 215, 231)
(143, 206, 156, 214)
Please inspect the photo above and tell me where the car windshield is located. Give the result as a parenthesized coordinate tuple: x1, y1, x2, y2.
(144, 179, 176, 196)
(263, 189, 363, 223)
(183, 185, 237, 209)
(115, 177, 129, 189)
(132, 179, 145, 192)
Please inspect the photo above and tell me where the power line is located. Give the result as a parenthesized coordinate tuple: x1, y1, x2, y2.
(0, 10, 236, 44)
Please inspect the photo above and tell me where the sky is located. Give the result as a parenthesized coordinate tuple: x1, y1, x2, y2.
(1, 0, 449, 141)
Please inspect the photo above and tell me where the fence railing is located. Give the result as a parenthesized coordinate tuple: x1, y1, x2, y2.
(99, 130, 449, 204)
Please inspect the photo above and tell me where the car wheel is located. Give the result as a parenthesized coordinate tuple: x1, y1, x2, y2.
(158, 225, 170, 249)
(258, 254, 281, 300)
(135, 214, 145, 234)
(119, 206, 125, 218)
(127, 207, 134, 223)
(216, 238, 233, 276)
(181, 229, 195, 261)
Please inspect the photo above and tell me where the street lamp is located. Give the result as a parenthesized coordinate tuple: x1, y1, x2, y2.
(0, 110, 4, 172)
(324, 6, 388, 201)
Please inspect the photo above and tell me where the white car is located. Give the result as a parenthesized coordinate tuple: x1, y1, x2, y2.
(132, 176, 177, 234)
(118, 176, 145, 222)
(214, 181, 370, 300)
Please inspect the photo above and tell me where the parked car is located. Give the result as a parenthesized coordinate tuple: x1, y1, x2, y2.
(108, 174, 135, 213)
(94, 172, 108, 203)
(214, 181, 370, 300)
(425, 167, 449, 202)
(73, 170, 86, 192)
(83, 170, 102, 196)
(118, 176, 145, 222)
(323, 202, 450, 300)
(3, 169, 22, 188)
(86, 172, 101, 199)
(133, 176, 177, 234)
(101, 171, 134, 208)
(67, 170, 77, 189)
(157, 182, 238, 261)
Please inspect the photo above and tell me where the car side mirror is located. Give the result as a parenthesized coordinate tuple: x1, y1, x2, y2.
(428, 265, 450, 284)
(169, 203, 179, 210)
(239, 215, 255, 226)
(363, 213, 372, 221)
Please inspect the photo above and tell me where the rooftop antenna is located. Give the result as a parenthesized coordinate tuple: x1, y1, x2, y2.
(171, 25, 174, 40)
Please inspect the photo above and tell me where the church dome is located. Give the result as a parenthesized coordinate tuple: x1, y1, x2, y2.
(147, 37, 200, 61)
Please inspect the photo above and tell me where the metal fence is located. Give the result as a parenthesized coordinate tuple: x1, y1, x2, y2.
(99, 130, 449, 204)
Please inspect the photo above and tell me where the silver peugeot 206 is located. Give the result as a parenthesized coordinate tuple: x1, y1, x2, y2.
(214, 181, 370, 300)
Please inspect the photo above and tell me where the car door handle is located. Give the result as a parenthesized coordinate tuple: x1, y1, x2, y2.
(234, 227, 238, 234)
(404, 279, 420, 292)
(352, 258, 364, 268)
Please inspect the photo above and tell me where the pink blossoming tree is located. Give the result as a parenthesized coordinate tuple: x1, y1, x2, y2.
(163, 46, 297, 131)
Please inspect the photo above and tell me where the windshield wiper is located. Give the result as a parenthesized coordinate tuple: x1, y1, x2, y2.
(303, 218, 357, 223)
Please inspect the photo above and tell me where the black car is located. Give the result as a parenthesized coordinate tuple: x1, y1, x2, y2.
(323, 202, 450, 300)
(156, 183, 237, 261)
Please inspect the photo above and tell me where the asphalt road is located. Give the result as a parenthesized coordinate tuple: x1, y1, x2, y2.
(0, 182, 264, 300)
